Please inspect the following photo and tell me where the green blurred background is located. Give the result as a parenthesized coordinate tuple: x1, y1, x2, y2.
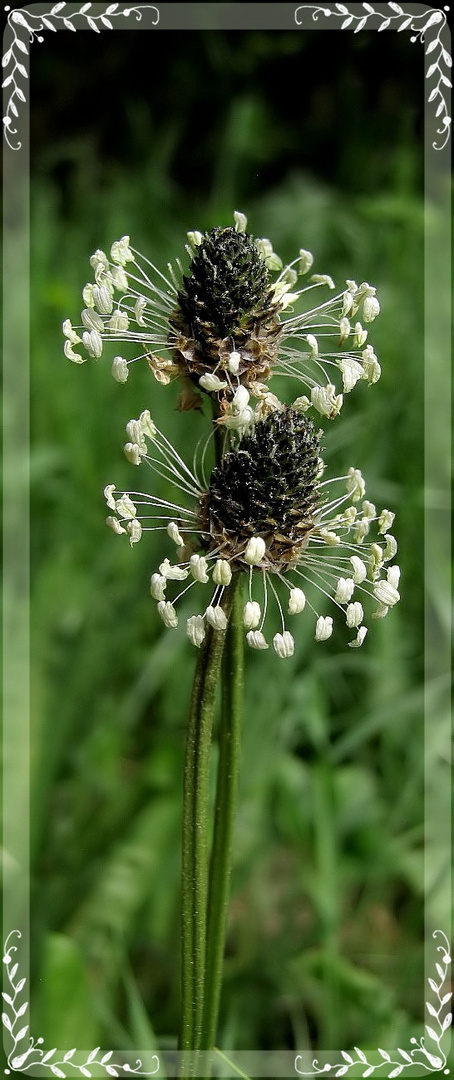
(21, 14, 449, 1064)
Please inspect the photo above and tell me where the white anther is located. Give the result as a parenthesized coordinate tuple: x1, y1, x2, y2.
(234, 211, 247, 232)
(319, 529, 341, 546)
(124, 443, 142, 466)
(190, 554, 209, 582)
(157, 600, 178, 628)
(82, 329, 103, 358)
(244, 537, 266, 565)
(212, 560, 232, 586)
(243, 601, 261, 630)
(227, 351, 241, 374)
(346, 467, 366, 501)
(134, 296, 147, 325)
(186, 615, 206, 647)
(306, 334, 319, 356)
(81, 307, 104, 332)
(112, 356, 129, 383)
(373, 579, 400, 607)
(339, 357, 364, 392)
(362, 345, 381, 384)
(311, 273, 335, 289)
(115, 495, 136, 519)
(383, 534, 398, 561)
(346, 602, 364, 628)
(348, 626, 368, 648)
(350, 556, 367, 583)
(335, 578, 355, 604)
(315, 615, 333, 642)
(150, 573, 167, 601)
(273, 631, 295, 658)
(206, 605, 228, 631)
(246, 630, 269, 650)
(298, 248, 313, 274)
(311, 383, 343, 418)
(387, 565, 401, 589)
(127, 519, 142, 545)
(187, 230, 203, 249)
(363, 294, 380, 322)
(109, 309, 130, 332)
(104, 484, 117, 510)
(339, 317, 351, 344)
(159, 558, 189, 581)
(378, 509, 395, 534)
(139, 410, 157, 439)
(92, 284, 114, 314)
(167, 522, 184, 546)
(288, 588, 306, 615)
(199, 373, 228, 392)
(353, 323, 368, 348)
(110, 236, 134, 266)
(106, 516, 126, 535)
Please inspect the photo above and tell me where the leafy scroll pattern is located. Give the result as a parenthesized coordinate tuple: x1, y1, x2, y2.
(2, 2, 160, 150)
(2, 930, 160, 1077)
(294, 3, 452, 150)
(295, 929, 452, 1077)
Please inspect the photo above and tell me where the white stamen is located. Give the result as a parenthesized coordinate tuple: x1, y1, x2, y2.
(159, 558, 189, 581)
(273, 631, 294, 658)
(150, 573, 167, 601)
(157, 600, 178, 628)
(186, 614, 206, 647)
(212, 560, 232, 586)
(244, 537, 266, 565)
(190, 554, 210, 583)
(246, 630, 269, 650)
(112, 356, 129, 383)
(206, 605, 228, 631)
(346, 601, 364, 628)
(243, 601, 261, 630)
(315, 615, 333, 641)
(288, 588, 306, 615)
(167, 521, 184, 546)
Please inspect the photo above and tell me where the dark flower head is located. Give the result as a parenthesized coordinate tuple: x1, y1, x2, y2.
(105, 408, 400, 657)
(170, 225, 282, 389)
(200, 409, 321, 569)
(64, 213, 382, 419)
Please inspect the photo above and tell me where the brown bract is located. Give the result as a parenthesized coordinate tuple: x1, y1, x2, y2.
(168, 308, 283, 402)
(196, 492, 315, 573)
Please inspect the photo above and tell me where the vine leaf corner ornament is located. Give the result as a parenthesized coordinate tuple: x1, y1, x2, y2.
(2, 2, 160, 150)
(294, 3, 452, 150)
(294, 929, 452, 1077)
(2, 929, 452, 1077)
(2, 930, 159, 1077)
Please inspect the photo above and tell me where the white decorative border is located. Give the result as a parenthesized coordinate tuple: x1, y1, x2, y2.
(294, 930, 452, 1076)
(1, 5, 451, 1079)
(2, 931, 160, 1076)
(2, 2, 160, 150)
(294, 3, 452, 149)
(2, 929, 452, 1077)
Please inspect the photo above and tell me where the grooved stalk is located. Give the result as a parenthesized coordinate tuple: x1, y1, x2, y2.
(179, 579, 238, 1075)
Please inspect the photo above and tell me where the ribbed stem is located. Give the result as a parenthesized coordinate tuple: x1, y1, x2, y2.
(200, 575, 243, 1054)
(178, 579, 237, 1075)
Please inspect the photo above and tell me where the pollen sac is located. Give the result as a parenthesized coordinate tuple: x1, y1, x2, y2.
(169, 227, 283, 392)
(203, 408, 321, 569)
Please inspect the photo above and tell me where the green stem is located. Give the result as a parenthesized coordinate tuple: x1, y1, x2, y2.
(178, 579, 238, 1071)
(200, 575, 243, 1054)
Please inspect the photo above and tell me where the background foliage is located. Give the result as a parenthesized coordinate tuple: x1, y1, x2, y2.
(18, 14, 449, 1065)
